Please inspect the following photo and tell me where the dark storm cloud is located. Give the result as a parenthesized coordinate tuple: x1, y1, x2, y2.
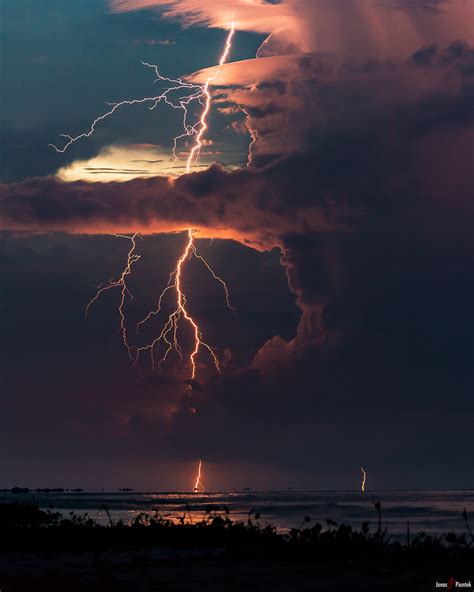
(0, 232, 297, 486)
(1, 0, 474, 487)
(123, 43, 474, 485)
(0, 163, 351, 250)
(3, 42, 473, 409)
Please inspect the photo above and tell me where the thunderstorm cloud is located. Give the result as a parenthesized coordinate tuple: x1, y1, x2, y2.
(1, 0, 473, 488)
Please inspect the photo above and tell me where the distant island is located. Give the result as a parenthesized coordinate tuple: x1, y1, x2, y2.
(1, 487, 135, 493)
(5, 487, 69, 494)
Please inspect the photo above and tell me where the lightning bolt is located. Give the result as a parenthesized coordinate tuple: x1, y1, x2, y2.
(85, 233, 141, 362)
(361, 466, 367, 492)
(193, 459, 204, 493)
(49, 67, 205, 161)
(136, 228, 235, 378)
(135, 19, 235, 380)
(49, 18, 235, 171)
(59, 19, 237, 382)
(186, 16, 235, 173)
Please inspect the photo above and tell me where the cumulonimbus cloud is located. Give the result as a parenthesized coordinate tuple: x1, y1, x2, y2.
(110, 0, 474, 59)
(1, 4, 473, 385)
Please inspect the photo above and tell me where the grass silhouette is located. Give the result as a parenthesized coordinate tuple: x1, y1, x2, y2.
(1, 500, 473, 564)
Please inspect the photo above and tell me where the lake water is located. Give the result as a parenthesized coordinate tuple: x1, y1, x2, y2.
(3, 490, 473, 539)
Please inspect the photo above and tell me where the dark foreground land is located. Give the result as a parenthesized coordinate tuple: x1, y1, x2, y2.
(1, 502, 473, 591)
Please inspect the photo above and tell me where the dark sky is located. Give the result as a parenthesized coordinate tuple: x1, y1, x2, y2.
(0, 0, 473, 491)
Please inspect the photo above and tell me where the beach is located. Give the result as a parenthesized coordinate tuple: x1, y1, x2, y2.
(2, 546, 472, 591)
(1, 492, 473, 592)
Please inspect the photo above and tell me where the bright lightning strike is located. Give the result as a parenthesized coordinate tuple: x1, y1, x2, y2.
(193, 459, 204, 493)
(136, 19, 236, 379)
(61, 20, 237, 383)
(49, 68, 204, 160)
(185, 16, 235, 173)
(49, 18, 235, 171)
(136, 228, 235, 378)
(361, 467, 367, 492)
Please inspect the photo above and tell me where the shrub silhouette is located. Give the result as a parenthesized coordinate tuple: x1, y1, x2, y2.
(0, 500, 473, 566)
(0, 502, 53, 527)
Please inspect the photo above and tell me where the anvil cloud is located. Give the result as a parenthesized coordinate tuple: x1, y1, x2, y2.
(110, 0, 474, 58)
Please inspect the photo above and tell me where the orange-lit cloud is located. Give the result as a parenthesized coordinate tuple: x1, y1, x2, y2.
(56, 145, 172, 182)
(0, 164, 347, 250)
(190, 55, 295, 86)
(55, 144, 224, 182)
(110, 0, 297, 36)
(110, 0, 474, 60)
(288, 0, 474, 59)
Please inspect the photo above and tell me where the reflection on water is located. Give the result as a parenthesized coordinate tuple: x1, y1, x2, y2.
(2, 490, 473, 538)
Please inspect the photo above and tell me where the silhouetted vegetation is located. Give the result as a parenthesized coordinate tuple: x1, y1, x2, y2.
(0, 502, 53, 528)
(9, 486, 30, 494)
(0, 500, 473, 569)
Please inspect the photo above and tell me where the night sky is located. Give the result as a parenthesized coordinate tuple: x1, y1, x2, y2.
(1, 0, 473, 491)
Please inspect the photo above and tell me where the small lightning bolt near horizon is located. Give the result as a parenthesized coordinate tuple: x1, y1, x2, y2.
(361, 467, 367, 492)
(58, 18, 237, 383)
(193, 459, 204, 493)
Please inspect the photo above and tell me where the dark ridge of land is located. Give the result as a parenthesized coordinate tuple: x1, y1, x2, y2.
(1, 487, 138, 492)
(0, 502, 472, 592)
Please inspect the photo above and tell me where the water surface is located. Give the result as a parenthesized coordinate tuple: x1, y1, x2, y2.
(3, 490, 473, 538)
